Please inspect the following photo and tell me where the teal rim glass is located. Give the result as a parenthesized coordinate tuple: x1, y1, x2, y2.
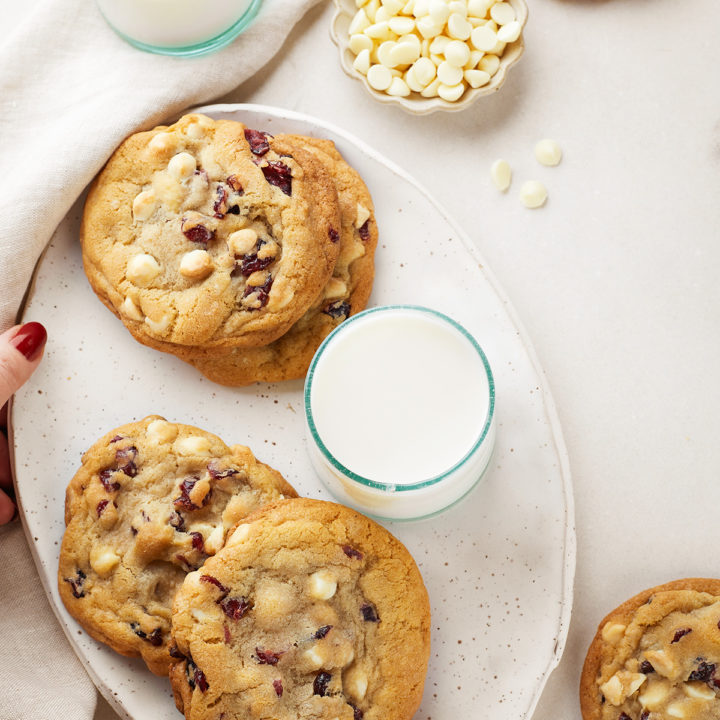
(304, 304, 496, 494)
(97, 0, 262, 57)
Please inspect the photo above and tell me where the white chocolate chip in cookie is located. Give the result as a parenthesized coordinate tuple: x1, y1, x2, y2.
(89, 546, 120, 577)
(179, 249, 213, 280)
(304, 644, 327, 670)
(257, 240, 278, 261)
(226, 523, 251, 546)
(203, 525, 225, 555)
(120, 296, 144, 321)
(666, 701, 689, 718)
(600, 621, 626, 644)
(344, 665, 368, 701)
(599, 675, 624, 706)
(639, 678, 671, 709)
(126, 253, 160, 286)
(599, 670, 645, 706)
(148, 131, 177, 155)
(324, 278, 348, 300)
(227, 228, 258, 256)
(355, 203, 371, 229)
(132, 190, 157, 221)
(167, 152, 197, 180)
(246, 270, 269, 288)
(144, 313, 173, 334)
(146, 418, 178, 444)
(308, 570, 338, 600)
(684, 681, 715, 700)
(175, 436, 211, 456)
(643, 649, 676, 678)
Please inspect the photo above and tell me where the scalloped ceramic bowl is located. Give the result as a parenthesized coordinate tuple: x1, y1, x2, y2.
(330, 0, 528, 115)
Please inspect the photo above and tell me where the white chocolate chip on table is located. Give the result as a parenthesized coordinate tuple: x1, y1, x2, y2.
(332, 0, 528, 112)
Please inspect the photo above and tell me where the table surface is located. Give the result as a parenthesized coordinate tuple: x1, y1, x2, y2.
(4, 1, 720, 719)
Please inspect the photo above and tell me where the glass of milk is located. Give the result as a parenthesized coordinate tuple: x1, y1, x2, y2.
(95, 0, 262, 56)
(304, 305, 496, 521)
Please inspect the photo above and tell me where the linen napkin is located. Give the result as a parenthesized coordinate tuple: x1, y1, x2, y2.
(0, 0, 321, 717)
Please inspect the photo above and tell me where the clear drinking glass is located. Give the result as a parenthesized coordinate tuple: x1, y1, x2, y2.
(96, 0, 262, 57)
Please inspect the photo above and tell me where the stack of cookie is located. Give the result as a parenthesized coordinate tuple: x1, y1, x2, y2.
(80, 114, 378, 386)
(58, 418, 430, 720)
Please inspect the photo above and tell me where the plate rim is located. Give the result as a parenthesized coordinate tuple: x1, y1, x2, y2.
(11, 101, 576, 720)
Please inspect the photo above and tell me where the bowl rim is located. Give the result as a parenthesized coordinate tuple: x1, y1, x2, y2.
(329, 0, 529, 115)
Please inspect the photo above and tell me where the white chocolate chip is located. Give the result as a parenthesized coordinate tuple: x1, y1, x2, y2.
(354, 48, 372, 74)
(226, 523, 251, 546)
(345, 666, 369, 701)
(90, 546, 120, 577)
(203, 525, 225, 555)
(413, 56, 436, 86)
(438, 82, 465, 102)
(148, 132, 176, 154)
(468, 0, 492, 17)
(126, 253, 160, 287)
(625, 673, 647, 696)
(179, 249, 213, 280)
(227, 228, 258, 256)
(490, 159, 512, 191)
(309, 570, 338, 600)
(387, 77, 411, 96)
(175, 436, 211, 456)
(666, 702, 688, 719)
(684, 682, 715, 700)
(120, 296, 144, 321)
(448, 1, 467, 16)
(535, 138, 563, 167)
(428, 0, 450, 24)
(355, 203, 372, 229)
(144, 313, 172, 334)
(445, 40, 471, 67)
(132, 190, 157, 221)
(479, 54, 501, 75)
(390, 41, 420, 65)
(600, 622, 626, 644)
(167, 152, 197, 180)
(464, 68, 490, 88)
(429, 34, 450, 55)
(191, 608, 213, 622)
(388, 15, 415, 34)
(497, 20, 521, 43)
(437, 61, 464, 86)
(367, 64, 393, 90)
(519, 180, 548, 209)
(349, 9, 371, 34)
(405, 67, 424, 92)
(599, 675, 624, 706)
(447, 13, 472, 40)
(416, 16, 443, 39)
(146, 418, 177, 443)
(642, 649, 676, 678)
(471, 25, 498, 52)
(490, 2, 516, 25)
(639, 678, 671, 709)
(304, 645, 326, 670)
(420, 77, 442, 97)
(365, 21, 394, 41)
(349, 32, 373, 54)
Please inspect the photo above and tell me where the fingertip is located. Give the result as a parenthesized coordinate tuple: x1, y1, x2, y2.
(0, 489, 16, 525)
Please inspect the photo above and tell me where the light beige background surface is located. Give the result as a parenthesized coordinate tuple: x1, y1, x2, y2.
(3, 0, 720, 718)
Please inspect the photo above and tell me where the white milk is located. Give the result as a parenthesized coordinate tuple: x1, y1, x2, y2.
(96, 0, 254, 48)
(305, 306, 496, 520)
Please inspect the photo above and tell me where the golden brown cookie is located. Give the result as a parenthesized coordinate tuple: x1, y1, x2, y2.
(58, 416, 297, 675)
(169, 498, 430, 720)
(580, 578, 720, 720)
(81, 114, 341, 351)
(182, 135, 378, 385)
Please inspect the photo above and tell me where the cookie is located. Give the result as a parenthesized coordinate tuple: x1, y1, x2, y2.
(58, 416, 297, 675)
(183, 136, 378, 385)
(81, 114, 341, 350)
(169, 498, 430, 720)
(580, 578, 720, 720)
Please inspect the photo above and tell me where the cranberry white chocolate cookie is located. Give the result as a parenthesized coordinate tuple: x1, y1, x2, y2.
(81, 114, 341, 350)
(58, 416, 297, 675)
(580, 578, 720, 720)
(169, 498, 431, 720)
(184, 135, 378, 386)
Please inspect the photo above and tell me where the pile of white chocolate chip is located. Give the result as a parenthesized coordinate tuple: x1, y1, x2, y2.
(347, 0, 523, 102)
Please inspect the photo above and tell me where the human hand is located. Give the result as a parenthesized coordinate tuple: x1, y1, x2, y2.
(0, 322, 47, 524)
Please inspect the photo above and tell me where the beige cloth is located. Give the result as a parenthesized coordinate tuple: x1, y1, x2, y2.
(0, 0, 321, 717)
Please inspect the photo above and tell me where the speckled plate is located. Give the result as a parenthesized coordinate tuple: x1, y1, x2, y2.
(11, 104, 575, 720)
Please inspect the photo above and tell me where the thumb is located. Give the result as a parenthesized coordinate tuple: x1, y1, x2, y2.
(0, 322, 48, 405)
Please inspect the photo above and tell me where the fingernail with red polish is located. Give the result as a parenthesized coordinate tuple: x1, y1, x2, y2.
(10, 322, 47, 361)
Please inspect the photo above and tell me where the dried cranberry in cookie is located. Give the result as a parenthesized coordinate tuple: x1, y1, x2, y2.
(80, 113, 341, 351)
(169, 498, 430, 720)
(183, 136, 378, 387)
(58, 416, 297, 676)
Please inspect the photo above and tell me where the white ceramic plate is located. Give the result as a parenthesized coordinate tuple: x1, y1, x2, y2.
(11, 104, 575, 720)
